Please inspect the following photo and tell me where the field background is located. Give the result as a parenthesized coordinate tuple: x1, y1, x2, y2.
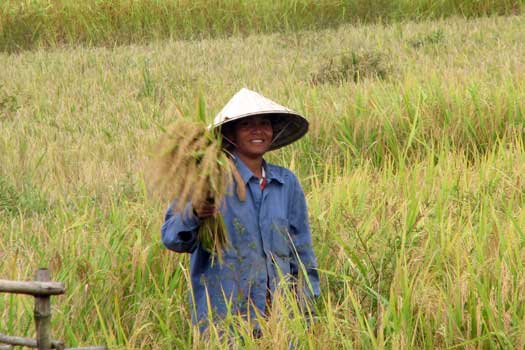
(1, 1, 525, 349)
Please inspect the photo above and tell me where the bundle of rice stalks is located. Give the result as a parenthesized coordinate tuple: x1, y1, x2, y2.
(149, 118, 246, 262)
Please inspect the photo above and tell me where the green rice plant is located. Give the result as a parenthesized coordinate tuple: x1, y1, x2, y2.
(0, 83, 20, 119)
(310, 49, 392, 85)
(0, 0, 523, 52)
(3, 13, 525, 350)
(408, 28, 445, 48)
(0, 175, 48, 216)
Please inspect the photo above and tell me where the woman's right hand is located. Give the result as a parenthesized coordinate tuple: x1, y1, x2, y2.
(193, 199, 217, 219)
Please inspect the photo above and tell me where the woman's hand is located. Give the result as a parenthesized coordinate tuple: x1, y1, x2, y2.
(193, 198, 218, 219)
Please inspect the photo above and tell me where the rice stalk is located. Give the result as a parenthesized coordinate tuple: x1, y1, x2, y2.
(228, 157, 246, 202)
(148, 118, 245, 262)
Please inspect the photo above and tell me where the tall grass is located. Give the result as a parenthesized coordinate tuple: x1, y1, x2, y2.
(0, 0, 523, 52)
(1, 14, 525, 349)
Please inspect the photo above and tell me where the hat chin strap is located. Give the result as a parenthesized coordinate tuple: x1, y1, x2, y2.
(221, 135, 238, 158)
(222, 134, 237, 147)
(270, 120, 292, 147)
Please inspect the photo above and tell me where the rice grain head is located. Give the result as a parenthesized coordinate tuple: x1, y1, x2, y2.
(148, 117, 246, 262)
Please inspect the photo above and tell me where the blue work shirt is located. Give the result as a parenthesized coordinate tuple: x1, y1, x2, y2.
(161, 156, 320, 327)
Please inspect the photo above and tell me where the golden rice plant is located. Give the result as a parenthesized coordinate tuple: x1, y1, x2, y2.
(149, 117, 246, 262)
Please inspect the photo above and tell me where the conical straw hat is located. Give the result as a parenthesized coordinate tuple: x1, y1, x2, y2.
(212, 88, 309, 151)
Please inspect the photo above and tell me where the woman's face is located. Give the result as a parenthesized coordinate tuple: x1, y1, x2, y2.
(232, 116, 273, 159)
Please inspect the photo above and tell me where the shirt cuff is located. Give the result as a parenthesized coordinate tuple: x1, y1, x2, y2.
(181, 203, 201, 228)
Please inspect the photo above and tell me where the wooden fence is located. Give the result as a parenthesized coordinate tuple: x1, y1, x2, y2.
(0, 268, 106, 350)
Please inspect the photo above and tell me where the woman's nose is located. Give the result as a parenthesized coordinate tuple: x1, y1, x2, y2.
(250, 125, 263, 133)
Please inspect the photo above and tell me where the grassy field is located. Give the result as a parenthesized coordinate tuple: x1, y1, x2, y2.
(1, 11, 525, 350)
(0, 0, 523, 52)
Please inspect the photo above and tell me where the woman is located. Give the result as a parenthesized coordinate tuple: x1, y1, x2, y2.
(161, 88, 320, 332)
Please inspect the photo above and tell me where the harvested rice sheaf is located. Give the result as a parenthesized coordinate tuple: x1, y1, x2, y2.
(149, 118, 245, 262)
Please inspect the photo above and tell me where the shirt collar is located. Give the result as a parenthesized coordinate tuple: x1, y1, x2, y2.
(232, 155, 285, 185)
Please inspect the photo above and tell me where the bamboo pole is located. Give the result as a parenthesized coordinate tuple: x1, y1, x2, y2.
(0, 334, 63, 349)
(0, 336, 110, 349)
(56, 341, 65, 350)
(34, 269, 52, 350)
(0, 280, 65, 296)
(0, 268, 79, 350)
(0, 333, 36, 347)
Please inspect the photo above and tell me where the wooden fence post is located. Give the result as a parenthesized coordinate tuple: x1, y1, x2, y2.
(0, 268, 105, 350)
(34, 268, 52, 350)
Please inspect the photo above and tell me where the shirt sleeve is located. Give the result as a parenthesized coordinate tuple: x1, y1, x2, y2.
(161, 202, 201, 253)
(288, 174, 321, 298)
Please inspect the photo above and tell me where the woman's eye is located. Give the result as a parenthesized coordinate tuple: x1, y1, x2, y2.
(237, 119, 271, 130)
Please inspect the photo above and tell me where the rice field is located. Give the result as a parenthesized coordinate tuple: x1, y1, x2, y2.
(1, 9, 525, 350)
(0, 0, 522, 52)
